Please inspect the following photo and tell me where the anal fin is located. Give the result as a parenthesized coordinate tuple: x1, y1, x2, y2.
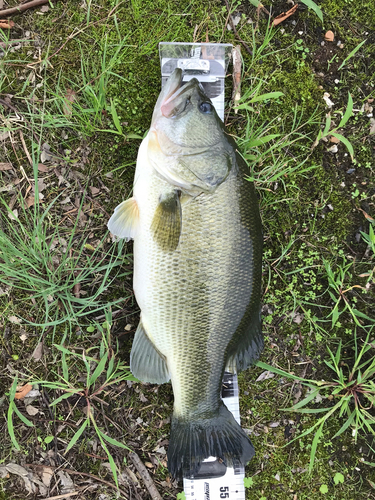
(130, 319, 170, 384)
(107, 197, 139, 240)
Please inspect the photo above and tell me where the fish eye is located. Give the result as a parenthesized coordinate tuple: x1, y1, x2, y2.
(199, 102, 213, 114)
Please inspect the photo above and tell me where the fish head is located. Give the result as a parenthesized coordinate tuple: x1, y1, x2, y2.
(151, 68, 223, 151)
(149, 68, 233, 193)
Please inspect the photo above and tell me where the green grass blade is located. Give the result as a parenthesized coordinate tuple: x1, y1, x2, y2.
(330, 133, 354, 160)
(106, 356, 115, 381)
(98, 429, 131, 450)
(290, 389, 320, 410)
(246, 134, 281, 148)
(338, 93, 353, 128)
(249, 92, 284, 103)
(309, 424, 323, 472)
(62, 352, 69, 383)
(106, 448, 119, 488)
(323, 113, 332, 136)
(65, 418, 89, 453)
(110, 98, 123, 135)
(256, 361, 316, 384)
(338, 39, 367, 70)
(49, 392, 77, 406)
(12, 404, 34, 427)
(299, 0, 323, 22)
(7, 402, 20, 451)
(332, 411, 356, 439)
(89, 351, 108, 387)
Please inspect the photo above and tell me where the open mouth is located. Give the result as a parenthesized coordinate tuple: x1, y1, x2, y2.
(160, 72, 198, 118)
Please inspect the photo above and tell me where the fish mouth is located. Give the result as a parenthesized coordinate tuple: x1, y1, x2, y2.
(153, 69, 198, 122)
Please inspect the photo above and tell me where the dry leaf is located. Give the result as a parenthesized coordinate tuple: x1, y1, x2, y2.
(0, 20, 15, 29)
(145, 462, 154, 469)
(8, 315, 22, 324)
(63, 89, 77, 117)
(292, 312, 304, 324)
(5, 465, 37, 494)
(38, 163, 50, 172)
(323, 93, 334, 108)
(57, 471, 75, 495)
(14, 383, 33, 400)
(31, 342, 43, 361)
(256, 371, 275, 382)
(25, 405, 39, 416)
(20, 333, 28, 342)
(272, 4, 298, 26)
(40, 5, 49, 13)
(8, 209, 18, 220)
(330, 136, 340, 143)
(0, 163, 12, 171)
(41, 467, 54, 487)
(89, 186, 100, 196)
(325, 30, 334, 42)
(25, 196, 35, 208)
(369, 118, 375, 135)
(358, 207, 375, 222)
(0, 131, 10, 141)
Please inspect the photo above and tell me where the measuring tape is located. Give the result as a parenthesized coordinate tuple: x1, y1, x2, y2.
(158, 44, 246, 499)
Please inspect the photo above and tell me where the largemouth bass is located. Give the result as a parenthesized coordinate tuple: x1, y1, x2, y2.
(108, 68, 263, 479)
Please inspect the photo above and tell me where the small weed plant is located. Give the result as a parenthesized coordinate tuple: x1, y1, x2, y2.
(7, 313, 137, 486)
(257, 327, 375, 472)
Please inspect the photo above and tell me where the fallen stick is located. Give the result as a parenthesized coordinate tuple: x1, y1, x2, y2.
(128, 451, 163, 500)
(232, 45, 242, 113)
(0, 0, 51, 17)
(223, 0, 253, 56)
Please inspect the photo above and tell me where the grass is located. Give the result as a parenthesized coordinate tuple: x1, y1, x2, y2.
(0, 0, 375, 498)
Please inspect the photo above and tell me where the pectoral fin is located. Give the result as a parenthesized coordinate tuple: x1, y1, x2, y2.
(151, 190, 181, 251)
(107, 197, 139, 240)
(130, 319, 170, 384)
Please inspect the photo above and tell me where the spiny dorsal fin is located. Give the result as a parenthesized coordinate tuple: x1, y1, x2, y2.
(151, 190, 181, 251)
(107, 197, 139, 240)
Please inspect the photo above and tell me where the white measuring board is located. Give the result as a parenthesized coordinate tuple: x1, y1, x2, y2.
(159, 42, 233, 122)
(158, 43, 246, 500)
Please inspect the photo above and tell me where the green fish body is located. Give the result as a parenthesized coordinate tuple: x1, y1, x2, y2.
(108, 69, 263, 479)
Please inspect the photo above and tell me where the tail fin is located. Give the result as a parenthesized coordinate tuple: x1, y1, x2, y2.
(167, 402, 254, 479)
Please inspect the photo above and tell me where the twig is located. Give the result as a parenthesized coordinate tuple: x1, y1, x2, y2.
(223, 0, 253, 56)
(128, 452, 163, 500)
(44, 493, 79, 500)
(19, 130, 33, 166)
(0, 98, 40, 144)
(25, 464, 129, 497)
(232, 45, 242, 114)
(0, 0, 51, 17)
